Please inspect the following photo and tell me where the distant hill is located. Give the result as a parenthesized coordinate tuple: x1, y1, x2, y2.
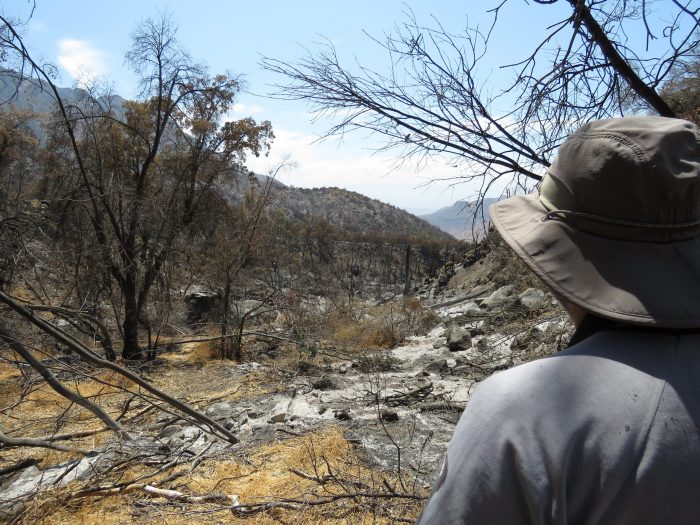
(0, 70, 453, 243)
(420, 198, 498, 239)
(271, 186, 454, 241)
(0, 69, 127, 136)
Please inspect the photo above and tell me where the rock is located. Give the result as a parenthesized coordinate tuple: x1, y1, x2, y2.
(424, 359, 447, 372)
(312, 377, 336, 391)
(165, 436, 185, 450)
(247, 410, 261, 419)
(334, 409, 352, 421)
(445, 323, 472, 352)
(205, 401, 233, 420)
(270, 413, 288, 423)
(432, 341, 444, 349)
(234, 299, 262, 316)
(338, 363, 349, 374)
(223, 418, 238, 431)
(381, 409, 399, 422)
(156, 412, 177, 424)
(175, 426, 202, 441)
(480, 285, 516, 309)
(157, 424, 183, 438)
(460, 302, 484, 317)
(184, 286, 221, 325)
(519, 288, 547, 310)
(0, 453, 116, 518)
(468, 326, 485, 337)
(467, 283, 496, 298)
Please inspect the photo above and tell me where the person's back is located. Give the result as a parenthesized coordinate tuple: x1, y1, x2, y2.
(417, 117, 700, 524)
(419, 320, 700, 523)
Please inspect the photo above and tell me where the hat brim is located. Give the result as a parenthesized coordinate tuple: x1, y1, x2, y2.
(490, 194, 700, 327)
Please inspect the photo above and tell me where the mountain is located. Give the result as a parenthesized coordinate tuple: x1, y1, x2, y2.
(271, 185, 454, 240)
(0, 70, 453, 243)
(420, 198, 498, 239)
(0, 69, 127, 135)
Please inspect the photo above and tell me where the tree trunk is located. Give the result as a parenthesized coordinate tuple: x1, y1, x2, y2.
(122, 283, 141, 360)
(233, 316, 245, 361)
(220, 276, 232, 359)
(403, 244, 412, 296)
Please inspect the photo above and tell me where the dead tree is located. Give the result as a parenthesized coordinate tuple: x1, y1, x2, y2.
(263, 0, 699, 211)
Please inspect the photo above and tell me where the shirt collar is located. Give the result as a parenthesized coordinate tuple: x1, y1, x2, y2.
(567, 314, 700, 348)
(567, 315, 621, 347)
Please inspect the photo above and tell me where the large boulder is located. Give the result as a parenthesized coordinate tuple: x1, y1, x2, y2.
(205, 401, 233, 421)
(479, 285, 517, 309)
(445, 323, 472, 352)
(233, 300, 263, 319)
(185, 286, 221, 325)
(519, 288, 548, 310)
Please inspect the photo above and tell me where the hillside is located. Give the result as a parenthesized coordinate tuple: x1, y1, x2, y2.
(420, 198, 498, 240)
(0, 70, 451, 243)
(272, 185, 454, 240)
(1, 229, 571, 524)
(420, 198, 498, 239)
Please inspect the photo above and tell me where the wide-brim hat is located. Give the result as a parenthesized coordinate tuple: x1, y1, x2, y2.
(490, 116, 700, 327)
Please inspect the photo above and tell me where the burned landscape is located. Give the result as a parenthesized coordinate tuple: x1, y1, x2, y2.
(1, 1, 698, 523)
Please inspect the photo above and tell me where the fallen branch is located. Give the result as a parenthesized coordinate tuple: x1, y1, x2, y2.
(37, 428, 109, 443)
(164, 330, 302, 347)
(230, 491, 427, 516)
(0, 431, 91, 455)
(289, 467, 333, 484)
(416, 401, 466, 412)
(0, 458, 41, 478)
(0, 291, 239, 444)
(0, 318, 129, 440)
(73, 483, 240, 505)
(384, 383, 433, 407)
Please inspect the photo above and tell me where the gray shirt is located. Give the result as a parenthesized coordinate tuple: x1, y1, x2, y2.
(417, 324, 700, 524)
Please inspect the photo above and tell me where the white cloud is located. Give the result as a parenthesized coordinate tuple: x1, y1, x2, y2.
(230, 102, 264, 115)
(57, 39, 106, 85)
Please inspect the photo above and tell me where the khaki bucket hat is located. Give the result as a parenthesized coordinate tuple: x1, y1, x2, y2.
(490, 116, 700, 327)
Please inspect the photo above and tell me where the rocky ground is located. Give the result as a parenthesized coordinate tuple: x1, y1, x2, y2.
(0, 236, 574, 523)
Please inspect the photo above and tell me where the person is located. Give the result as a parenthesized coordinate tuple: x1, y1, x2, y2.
(416, 116, 700, 524)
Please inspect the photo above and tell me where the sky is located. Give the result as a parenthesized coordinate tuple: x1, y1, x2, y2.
(0, 0, 673, 213)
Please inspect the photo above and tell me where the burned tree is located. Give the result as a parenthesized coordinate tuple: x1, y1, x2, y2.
(263, 0, 699, 207)
(0, 14, 273, 359)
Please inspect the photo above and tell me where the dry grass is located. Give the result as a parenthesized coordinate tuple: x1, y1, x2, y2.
(148, 361, 280, 406)
(20, 427, 425, 525)
(0, 354, 21, 382)
(324, 298, 437, 353)
(159, 340, 218, 363)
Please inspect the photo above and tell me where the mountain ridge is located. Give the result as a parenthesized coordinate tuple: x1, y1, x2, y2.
(420, 198, 498, 239)
(0, 70, 453, 242)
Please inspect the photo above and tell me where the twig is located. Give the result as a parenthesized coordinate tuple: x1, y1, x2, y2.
(73, 483, 240, 505)
(0, 431, 90, 455)
(0, 291, 239, 444)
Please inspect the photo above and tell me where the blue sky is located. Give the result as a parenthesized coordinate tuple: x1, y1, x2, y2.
(2, 0, 664, 212)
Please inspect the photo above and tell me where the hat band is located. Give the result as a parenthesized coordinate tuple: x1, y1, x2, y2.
(542, 209, 700, 242)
